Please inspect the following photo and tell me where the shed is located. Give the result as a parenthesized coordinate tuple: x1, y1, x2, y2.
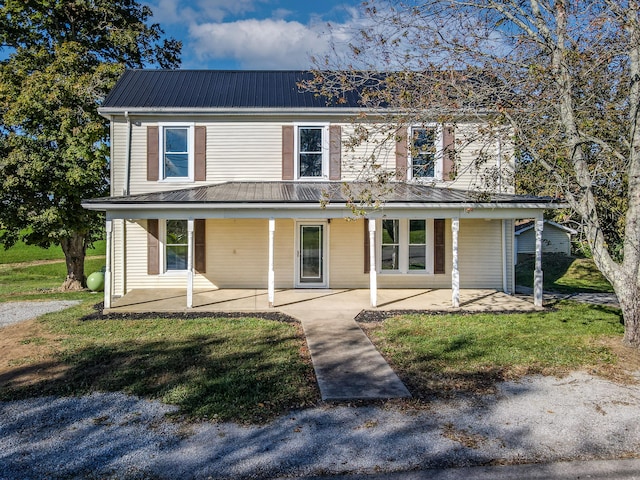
(515, 220, 577, 263)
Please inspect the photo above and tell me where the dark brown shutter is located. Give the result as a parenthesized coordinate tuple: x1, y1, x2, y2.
(193, 219, 207, 273)
(282, 125, 294, 180)
(329, 125, 341, 180)
(395, 129, 407, 181)
(194, 126, 207, 181)
(194, 219, 206, 273)
(364, 219, 370, 273)
(434, 218, 445, 274)
(442, 125, 455, 181)
(147, 219, 160, 275)
(147, 126, 159, 181)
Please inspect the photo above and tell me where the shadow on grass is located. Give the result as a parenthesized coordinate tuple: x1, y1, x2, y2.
(0, 327, 319, 424)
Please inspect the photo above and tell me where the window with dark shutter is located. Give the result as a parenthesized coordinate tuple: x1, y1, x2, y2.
(329, 125, 341, 180)
(442, 125, 455, 181)
(395, 129, 407, 181)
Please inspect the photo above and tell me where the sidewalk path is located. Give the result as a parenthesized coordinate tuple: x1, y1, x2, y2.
(515, 286, 619, 307)
(281, 306, 410, 401)
(0, 300, 81, 327)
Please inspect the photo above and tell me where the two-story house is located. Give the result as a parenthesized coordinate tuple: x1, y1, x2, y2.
(82, 70, 559, 310)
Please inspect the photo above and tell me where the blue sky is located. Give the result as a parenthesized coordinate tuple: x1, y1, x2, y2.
(144, 0, 365, 69)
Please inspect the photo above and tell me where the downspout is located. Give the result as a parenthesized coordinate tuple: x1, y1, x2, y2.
(121, 112, 132, 295)
(123, 111, 132, 196)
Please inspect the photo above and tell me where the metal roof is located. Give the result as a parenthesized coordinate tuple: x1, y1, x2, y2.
(83, 181, 559, 207)
(101, 70, 362, 110)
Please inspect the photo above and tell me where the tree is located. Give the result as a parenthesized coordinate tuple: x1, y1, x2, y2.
(306, 0, 640, 348)
(0, 0, 180, 290)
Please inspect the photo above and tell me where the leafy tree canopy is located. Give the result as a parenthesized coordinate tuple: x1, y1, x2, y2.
(0, 0, 180, 289)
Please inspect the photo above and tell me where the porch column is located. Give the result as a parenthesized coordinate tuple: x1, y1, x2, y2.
(534, 216, 544, 307)
(268, 218, 275, 307)
(104, 218, 112, 309)
(451, 217, 460, 308)
(369, 218, 377, 307)
(187, 219, 194, 309)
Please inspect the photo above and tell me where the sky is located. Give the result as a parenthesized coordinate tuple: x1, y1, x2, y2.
(144, 0, 366, 70)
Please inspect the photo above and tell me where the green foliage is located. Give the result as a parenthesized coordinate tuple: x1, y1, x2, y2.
(0, 0, 180, 286)
(367, 302, 623, 397)
(515, 254, 614, 294)
(0, 257, 106, 300)
(1, 302, 318, 423)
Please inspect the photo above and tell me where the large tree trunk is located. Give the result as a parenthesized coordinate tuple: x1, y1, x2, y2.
(615, 281, 640, 348)
(60, 232, 87, 291)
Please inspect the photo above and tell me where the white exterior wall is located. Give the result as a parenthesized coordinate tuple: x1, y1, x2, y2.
(113, 217, 510, 291)
(107, 115, 513, 196)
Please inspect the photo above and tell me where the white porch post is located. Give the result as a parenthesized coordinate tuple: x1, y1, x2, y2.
(534, 216, 544, 307)
(451, 217, 460, 308)
(268, 218, 275, 307)
(368, 218, 377, 308)
(104, 218, 113, 309)
(187, 219, 194, 308)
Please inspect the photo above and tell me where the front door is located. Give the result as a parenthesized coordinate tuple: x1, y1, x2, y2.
(297, 222, 327, 287)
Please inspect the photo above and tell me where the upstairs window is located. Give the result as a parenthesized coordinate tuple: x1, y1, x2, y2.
(410, 126, 440, 179)
(297, 125, 327, 178)
(161, 124, 194, 181)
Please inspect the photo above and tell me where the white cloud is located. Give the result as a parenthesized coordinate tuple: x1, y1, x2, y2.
(189, 18, 337, 69)
(147, 0, 261, 25)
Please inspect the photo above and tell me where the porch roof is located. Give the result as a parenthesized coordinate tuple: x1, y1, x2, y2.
(82, 181, 564, 219)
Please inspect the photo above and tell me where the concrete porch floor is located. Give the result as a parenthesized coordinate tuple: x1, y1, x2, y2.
(105, 288, 541, 314)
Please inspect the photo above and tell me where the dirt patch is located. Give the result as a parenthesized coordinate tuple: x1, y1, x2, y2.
(0, 319, 69, 390)
(589, 337, 640, 384)
(0, 255, 105, 271)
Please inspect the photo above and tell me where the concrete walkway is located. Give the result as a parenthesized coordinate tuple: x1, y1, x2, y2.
(281, 304, 411, 401)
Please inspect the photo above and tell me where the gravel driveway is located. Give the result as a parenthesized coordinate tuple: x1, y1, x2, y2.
(1, 371, 639, 479)
(0, 300, 81, 327)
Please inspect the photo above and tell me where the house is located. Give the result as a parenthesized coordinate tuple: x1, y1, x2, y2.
(82, 70, 561, 310)
(515, 220, 576, 263)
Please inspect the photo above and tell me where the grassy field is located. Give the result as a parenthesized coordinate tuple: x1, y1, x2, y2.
(0, 238, 106, 264)
(515, 254, 613, 293)
(0, 236, 106, 301)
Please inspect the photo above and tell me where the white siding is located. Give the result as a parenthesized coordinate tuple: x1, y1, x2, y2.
(457, 219, 503, 289)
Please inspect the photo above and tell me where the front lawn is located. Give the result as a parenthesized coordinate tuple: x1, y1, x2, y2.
(360, 302, 632, 399)
(0, 301, 318, 423)
(0, 236, 105, 264)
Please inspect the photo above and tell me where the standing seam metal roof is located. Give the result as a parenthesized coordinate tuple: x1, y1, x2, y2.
(101, 70, 362, 110)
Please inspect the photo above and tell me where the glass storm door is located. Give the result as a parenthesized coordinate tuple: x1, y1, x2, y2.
(298, 224, 326, 286)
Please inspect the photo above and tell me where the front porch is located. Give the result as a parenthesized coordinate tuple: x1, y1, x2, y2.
(105, 288, 541, 314)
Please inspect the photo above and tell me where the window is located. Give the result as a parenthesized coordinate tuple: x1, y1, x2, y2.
(161, 124, 194, 180)
(297, 125, 327, 178)
(378, 219, 433, 273)
(409, 220, 427, 270)
(165, 220, 188, 270)
(381, 220, 399, 270)
(410, 126, 440, 179)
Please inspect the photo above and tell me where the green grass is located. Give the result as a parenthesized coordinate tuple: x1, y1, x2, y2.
(0, 238, 105, 264)
(0, 301, 318, 423)
(0, 257, 106, 301)
(515, 254, 613, 293)
(363, 302, 625, 398)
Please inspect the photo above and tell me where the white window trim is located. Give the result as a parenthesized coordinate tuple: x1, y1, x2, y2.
(159, 219, 189, 275)
(158, 122, 195, 182)
(377, 218, 434, 274)
(408, 124, 444, 182)
(294, 123, 330, 180)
